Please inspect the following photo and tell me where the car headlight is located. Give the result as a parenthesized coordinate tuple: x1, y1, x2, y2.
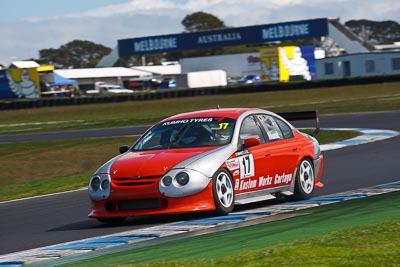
(159, 169, 210, 198)
(101, 179, 109, 190)
(176, 172, 190, 186)
(88, 174, 111, 201)
(162, 175, 173, 186)
(90, 176, 101, 191)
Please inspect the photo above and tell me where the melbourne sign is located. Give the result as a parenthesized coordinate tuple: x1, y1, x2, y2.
(132, 36, 178, 53)
(118, 18, 328, 56)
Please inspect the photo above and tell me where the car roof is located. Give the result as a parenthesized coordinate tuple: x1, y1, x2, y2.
(162, 108, 265, 121)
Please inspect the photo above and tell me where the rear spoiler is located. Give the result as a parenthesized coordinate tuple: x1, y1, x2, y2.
(277, 110, 320, 137)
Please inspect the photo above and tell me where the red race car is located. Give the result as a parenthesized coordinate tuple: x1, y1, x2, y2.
(88, 108, 323, 223)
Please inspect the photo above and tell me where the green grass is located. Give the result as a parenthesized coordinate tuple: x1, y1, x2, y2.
(60, 191, 400, 267)
(0, 136, 137, 201)
(0, 173, 90, 201)
(302, 128, 361, 144)
(0, 82, 399, 135)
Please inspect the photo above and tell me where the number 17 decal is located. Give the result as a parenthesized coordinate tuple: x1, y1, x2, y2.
(239, 154, 255, 178)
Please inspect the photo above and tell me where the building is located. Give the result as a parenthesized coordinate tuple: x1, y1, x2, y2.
(316, 51, 400, 79)
(54, 67, 152, 91)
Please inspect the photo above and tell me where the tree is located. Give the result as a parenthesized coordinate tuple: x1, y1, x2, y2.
(181, 11, 226, 33)
(345, 19, 400, 44)
(161, 12, 228, 61)
(37, 40, 112, 69)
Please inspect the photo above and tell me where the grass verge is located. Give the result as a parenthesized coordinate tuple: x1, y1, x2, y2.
(0, 82, 399, 135)
(60, 191, 400, 267)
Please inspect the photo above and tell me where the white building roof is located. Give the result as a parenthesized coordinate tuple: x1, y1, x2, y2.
(374, 43, 400, 51)
(10, 61, 40, 68)
(54, 67, 152, 79)
(132, 64, 181, 75)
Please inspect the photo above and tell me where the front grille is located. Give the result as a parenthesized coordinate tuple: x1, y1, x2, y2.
(112, 176, 160, 187)
(118, 199, 164, 211)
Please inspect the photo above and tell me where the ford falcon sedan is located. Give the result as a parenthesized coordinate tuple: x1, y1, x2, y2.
(88, 108, 324, 223)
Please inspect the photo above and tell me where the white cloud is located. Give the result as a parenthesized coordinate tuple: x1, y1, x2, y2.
(68, 0, 181, 18)
(1, 0, 399, 66)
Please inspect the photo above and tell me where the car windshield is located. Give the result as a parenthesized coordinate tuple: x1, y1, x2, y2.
(132, 117, 236, 151)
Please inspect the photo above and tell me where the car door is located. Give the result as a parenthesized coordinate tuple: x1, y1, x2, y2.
(255, 114, 301, 188)
(233, 115, 268, 193)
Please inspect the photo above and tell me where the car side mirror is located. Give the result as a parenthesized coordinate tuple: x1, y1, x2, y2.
(244, 137, 260, 148)
(119, 145, 130, 154)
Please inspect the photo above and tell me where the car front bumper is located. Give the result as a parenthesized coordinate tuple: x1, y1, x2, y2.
(88, 182, 215, 218)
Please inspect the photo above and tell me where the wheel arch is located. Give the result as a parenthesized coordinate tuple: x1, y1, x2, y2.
(290, 155, 315, 193)
(212, 167, 235, 215)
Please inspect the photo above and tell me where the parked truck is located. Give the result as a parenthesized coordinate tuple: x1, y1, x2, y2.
(175, 70, 227, 89)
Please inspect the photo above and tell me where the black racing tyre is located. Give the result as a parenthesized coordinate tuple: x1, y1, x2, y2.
(293, 158, 315, 200)
(212, 168, 235, 215)
(96, 217, 126, 224)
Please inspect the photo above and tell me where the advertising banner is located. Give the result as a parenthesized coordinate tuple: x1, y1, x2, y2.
(278, 45, 316, 82)
(118, 18, 328, 56)
(259, 48, 279, 81)
(0, 70, 14, 99)
(0, 68, 41, 99)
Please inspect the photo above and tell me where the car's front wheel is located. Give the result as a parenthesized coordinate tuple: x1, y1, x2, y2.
(293, 158, 315, 200)
(212, 168, 234, 215)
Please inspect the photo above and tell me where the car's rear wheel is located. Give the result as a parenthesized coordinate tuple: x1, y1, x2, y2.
(293, 158, 315, 200)
(212, 168, 234, 215)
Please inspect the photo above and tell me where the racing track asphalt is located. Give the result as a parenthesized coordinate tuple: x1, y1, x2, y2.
(0, 125, 151, 143)
(0, 111, 399, 255)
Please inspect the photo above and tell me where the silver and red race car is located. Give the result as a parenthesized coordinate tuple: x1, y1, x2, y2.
(88, 108, 324, 223)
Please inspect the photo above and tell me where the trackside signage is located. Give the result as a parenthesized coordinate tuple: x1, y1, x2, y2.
(118, 18, 328, 57)
(132, 36, 178, 53)
(262, 22, 313, 40)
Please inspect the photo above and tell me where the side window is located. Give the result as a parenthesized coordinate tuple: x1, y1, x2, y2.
(257, 114, 283, 141)
(392, 58, 400, 70)
(324, 62, 334, 75)
(274, 117, 294, 139)
(365, 60, 375, 73)
(239, 116, 265, 144)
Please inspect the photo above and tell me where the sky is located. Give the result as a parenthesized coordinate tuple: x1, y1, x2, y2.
(0, 0, 399, 66)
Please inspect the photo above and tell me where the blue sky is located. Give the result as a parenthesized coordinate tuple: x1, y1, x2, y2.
(1, 0, 133, 22)
(0, 0, 399, 66)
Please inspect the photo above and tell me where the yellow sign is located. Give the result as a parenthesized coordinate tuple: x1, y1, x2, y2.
(259, 46, 315, 83)
(259, 48, 279, 81)
(37, 65, 55, 72)
(7, 68, 40, 98)
(278, 46, 312, 82)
